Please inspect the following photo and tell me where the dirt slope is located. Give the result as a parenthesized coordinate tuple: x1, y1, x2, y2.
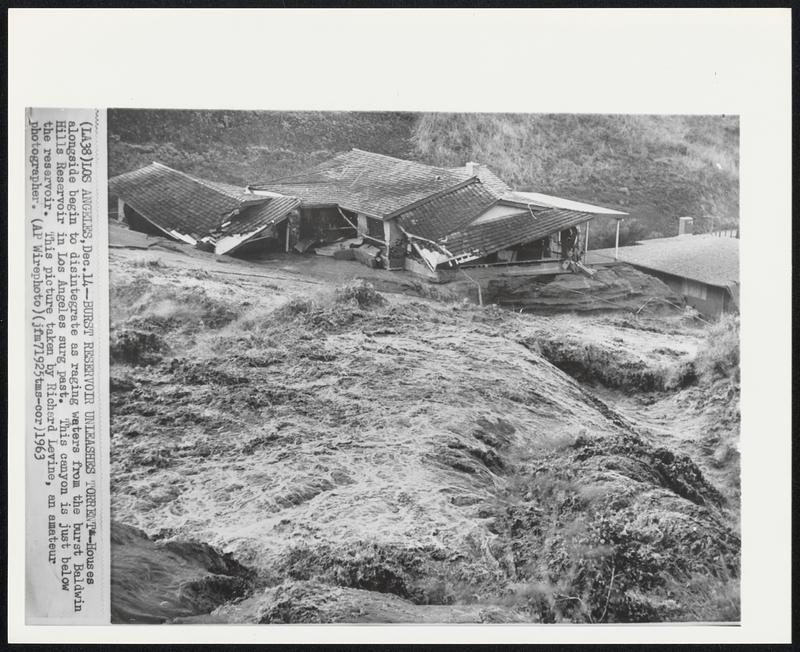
(108, 238, 739, 623)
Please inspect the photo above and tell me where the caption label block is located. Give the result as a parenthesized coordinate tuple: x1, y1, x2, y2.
(25, 107, 110, 624)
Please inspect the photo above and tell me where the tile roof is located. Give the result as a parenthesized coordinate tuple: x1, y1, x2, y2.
(395, 179, 499, 241)
(591, 234, 739, 287)
(438, 208, 595, 262)
(108, 162, 301, 255)
(251, 149, 505, 218)
(108, 162, 262, 240)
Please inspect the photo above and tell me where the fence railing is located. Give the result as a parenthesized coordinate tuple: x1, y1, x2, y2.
(708, 228, 739, 238)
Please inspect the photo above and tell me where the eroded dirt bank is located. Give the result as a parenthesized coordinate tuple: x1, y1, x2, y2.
(108, 237, 740, 624)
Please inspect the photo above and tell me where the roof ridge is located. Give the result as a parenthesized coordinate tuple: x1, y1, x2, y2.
(254, 151, 350, 186)
(349, 148, 405, 162)
(150, 160, 209, 185)
(349, 148, 459, 175)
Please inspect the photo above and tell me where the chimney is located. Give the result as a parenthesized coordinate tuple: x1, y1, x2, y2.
(678, 216, 694, 235)
(466, 161, 481, 178)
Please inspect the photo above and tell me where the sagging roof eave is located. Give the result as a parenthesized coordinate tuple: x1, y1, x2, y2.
(498, 197, 627, 217)
(500, 190, 629, 216)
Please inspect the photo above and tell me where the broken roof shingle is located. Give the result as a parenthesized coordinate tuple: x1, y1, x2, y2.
(251, 149, 507, 218)
(592, 234, 739, 287)
(108, 162, 264, 240)
(439, 208, 595, 262)
(212, 195, 301, 255)
(221, 195, 301, 236)
(395, 179, 499, 241)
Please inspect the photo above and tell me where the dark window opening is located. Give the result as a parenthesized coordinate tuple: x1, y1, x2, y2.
(366, 216, 385, 241)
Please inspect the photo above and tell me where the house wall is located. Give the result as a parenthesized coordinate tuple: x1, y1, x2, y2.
(687, 284, 728, 319)
(634, 267, 729, 318)
(384, 219, 405, 248)
(383, 219, 406, 268)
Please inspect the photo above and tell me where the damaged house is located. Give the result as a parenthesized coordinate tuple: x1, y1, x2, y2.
(249, 149, 626, 275)
(108, 162, 300, 256)
(109, 150, 626, 278)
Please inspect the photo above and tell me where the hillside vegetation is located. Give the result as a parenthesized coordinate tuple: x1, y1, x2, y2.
(108, 110, 739, 248)
(108, 110, 417, 186)
(414, 114, 739, 247)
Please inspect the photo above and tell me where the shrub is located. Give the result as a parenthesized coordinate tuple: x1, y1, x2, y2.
(334, 280, 387, 309)
(273, 297, 315, 320)
(695, 314, 739, 383)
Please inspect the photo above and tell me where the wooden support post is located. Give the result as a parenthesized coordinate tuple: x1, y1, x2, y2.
(615, 218, 621, 260)
(585, 220, 590, 254)
(117, 198, 125, 222)
(336, 207, 358, 232)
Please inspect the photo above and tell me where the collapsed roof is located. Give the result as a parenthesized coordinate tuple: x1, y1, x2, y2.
(212, 193, 301, 255)
(443, 208, 601, 261)
(407, 207, 600, 269)
(108, 162, 299, 255)
(386, 166, 625, 268)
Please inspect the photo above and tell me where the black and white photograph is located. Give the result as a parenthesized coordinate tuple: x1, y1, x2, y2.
(9, 8, 791, 645)
(105, 109, 742, 624)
